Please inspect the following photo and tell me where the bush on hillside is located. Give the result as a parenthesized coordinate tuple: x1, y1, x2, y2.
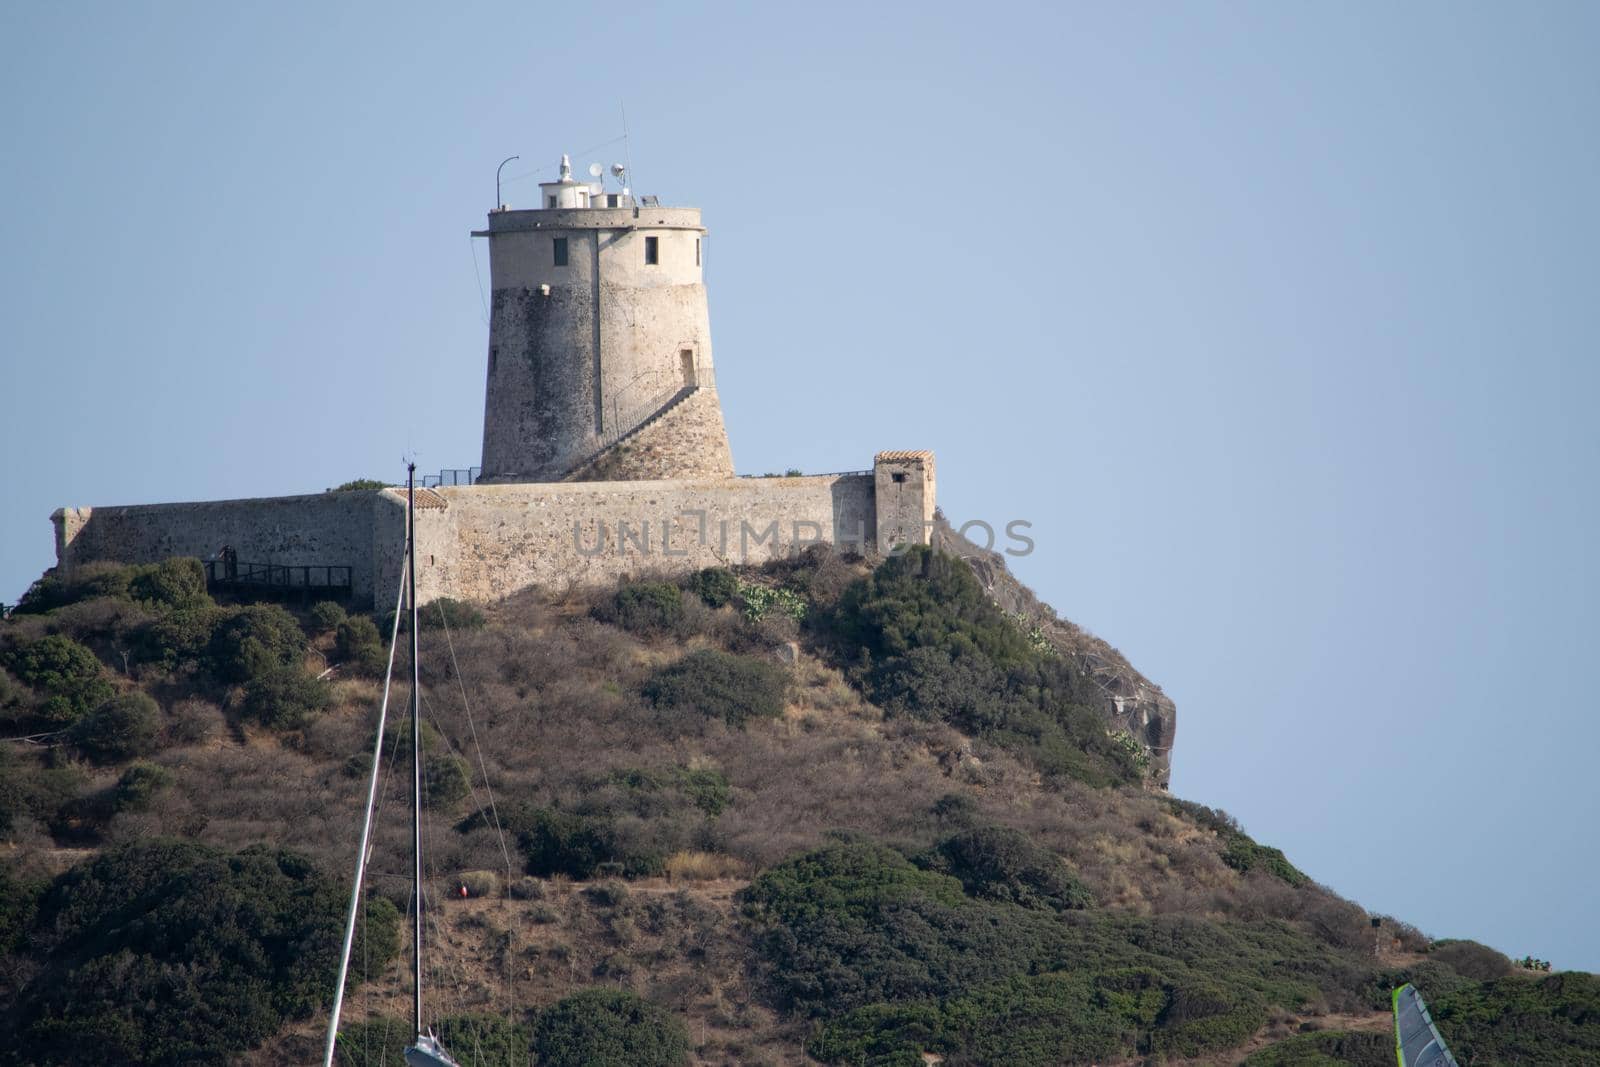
(425, 753, 471, 808)
(127, 558, 211, 612)
(685, 566, 740, 608)
(1429, 938, 1514, 981)
(242, 667, 330, 730)
(817, 547, 1139, 788)
(1432, 972, 1600, 1063)
(69, 692, 161, 763)
(308, 600, 348, 632)
(920, 825, 1093, 911)
(598, 580, 685, 635)
(109, 763, 175, 813)
(746, 838, 1374, 1063)
(1168, 798, 1310, 888)
(510, 806, 663, 879)
(531, 988, 690, 1067)
(137, 604, 228, 671)
(643, 648, 790, 728)
(1243, 1030, 1393, 1066)
(209, 604, 306, 683)
(2, 634, 113, 725)
(335, 615, 387, 674)
(14, 839, 398, 1065)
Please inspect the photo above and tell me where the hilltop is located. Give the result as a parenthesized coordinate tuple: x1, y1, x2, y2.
(1, 545, 1595, 1065)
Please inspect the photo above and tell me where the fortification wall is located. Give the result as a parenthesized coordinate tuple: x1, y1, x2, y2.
(49, 464, 924, 609)
(52, 492, 392, 605)
(405, 474, 877, 603)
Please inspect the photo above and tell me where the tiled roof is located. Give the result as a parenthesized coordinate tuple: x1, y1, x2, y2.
(875, 450, 935, 464)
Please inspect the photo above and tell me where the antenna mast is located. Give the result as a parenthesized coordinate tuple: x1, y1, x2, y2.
(621, 101, 634, 202)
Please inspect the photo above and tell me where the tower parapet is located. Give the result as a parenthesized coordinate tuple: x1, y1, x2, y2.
(474, 156, 733, 482)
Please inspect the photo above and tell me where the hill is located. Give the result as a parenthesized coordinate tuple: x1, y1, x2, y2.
(1, 546, 1595, 1065)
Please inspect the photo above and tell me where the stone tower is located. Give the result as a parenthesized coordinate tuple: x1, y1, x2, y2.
(474, 155, 735, 482)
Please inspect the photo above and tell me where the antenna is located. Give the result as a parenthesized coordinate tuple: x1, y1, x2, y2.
(620, 101, 634, 203)
(587, 162, 604, 181)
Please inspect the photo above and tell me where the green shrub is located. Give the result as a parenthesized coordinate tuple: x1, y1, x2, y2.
(109, 762, 175, 812)
(425, 753, 471, 807)
(335, 615, 387, 674)
(308, 600, 348, 632)
(920, 825, 1093, 911)
(16, 839, 399, 1065)
(599, 581, 685, 635)
(209, 604, 305, 683)
(686, 566, 740, 607)
(511, 806, 662, 879)
(0, 863, 46, 954)
(1244, 1030, 1394, 1066)
(69, 692, 161, 763)
(425, 596, 485, 631)
(332, 478, 388, 492)
(737, 579, 808, 622)
(818, 548, 1139, 788)
(1429, 938, 1514, 981)
(1168, 798, 1310, 888)
(242, 667, 330, 730)
(1431, 972, 1600, 1063)
(606, 765, 732, 817)
(137, 604, 227, 671)
(127, 558, 210, 612)
(531, 988, 690, 1067)
(3, 634, 113, 725)
(643, 649, 790, 728)
(747, 838, 1372, 1058)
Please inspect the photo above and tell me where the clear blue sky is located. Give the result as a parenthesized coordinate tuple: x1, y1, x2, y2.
(3, 3, 1596, 969)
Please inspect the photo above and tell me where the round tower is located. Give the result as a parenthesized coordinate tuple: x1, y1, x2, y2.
(474, 155, 734, 483)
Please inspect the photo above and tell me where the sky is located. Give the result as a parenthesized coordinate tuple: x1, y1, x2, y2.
(2, 2, 1597, 969)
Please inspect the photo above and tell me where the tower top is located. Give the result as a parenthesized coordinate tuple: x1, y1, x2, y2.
(536, 152, 640, 211)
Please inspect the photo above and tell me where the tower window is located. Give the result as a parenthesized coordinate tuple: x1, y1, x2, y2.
(489, 347, 498, 373)
(547, 195, 556, 208)
(645, 236, 659, 265)
(891, 472, 908, 483)
(695, 238, 701, 266)
(552, 237, 568, 266)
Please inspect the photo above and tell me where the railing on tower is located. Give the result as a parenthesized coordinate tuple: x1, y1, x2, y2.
(420, 467, 480, 488)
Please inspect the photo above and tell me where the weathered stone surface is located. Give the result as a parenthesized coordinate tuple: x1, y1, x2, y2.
(565, 386, 733, 482)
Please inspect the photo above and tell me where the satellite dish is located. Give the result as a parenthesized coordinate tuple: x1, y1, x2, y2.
(587, 163, 604, 178)
(611, 163, 626, 179)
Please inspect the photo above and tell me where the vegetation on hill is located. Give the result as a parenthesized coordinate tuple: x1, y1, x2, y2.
(0, 549, 1593, 1064)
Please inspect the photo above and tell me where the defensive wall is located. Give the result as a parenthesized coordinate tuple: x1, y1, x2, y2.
(52, 453, 934, 609)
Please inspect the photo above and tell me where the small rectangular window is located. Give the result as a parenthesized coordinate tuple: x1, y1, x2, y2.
(547, 195, 556, 208)
(552, 237, 568, 266)
(695, 238, 701, 266)
(645, 236, 659, 265)
(891, 472, 908, 483)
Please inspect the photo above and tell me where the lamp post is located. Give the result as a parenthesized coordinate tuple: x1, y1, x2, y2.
(495, 155, 519, 210)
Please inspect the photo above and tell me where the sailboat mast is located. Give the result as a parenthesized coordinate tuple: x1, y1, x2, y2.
(408, 462, 423, 1040)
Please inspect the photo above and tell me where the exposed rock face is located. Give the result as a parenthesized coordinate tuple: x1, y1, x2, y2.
(934, 520, 1177, 789)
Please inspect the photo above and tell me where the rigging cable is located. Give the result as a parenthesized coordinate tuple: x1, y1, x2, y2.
(321, 550, 410, 1067)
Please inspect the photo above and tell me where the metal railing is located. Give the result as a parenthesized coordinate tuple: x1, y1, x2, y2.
(204, 559, 354, 602)
(420, 466, 480, 488)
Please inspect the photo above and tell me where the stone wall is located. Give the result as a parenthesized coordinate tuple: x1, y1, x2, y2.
(52, 491, 391, 605)
(50, 461, 926, 610)
(404, 473, 877, 604)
